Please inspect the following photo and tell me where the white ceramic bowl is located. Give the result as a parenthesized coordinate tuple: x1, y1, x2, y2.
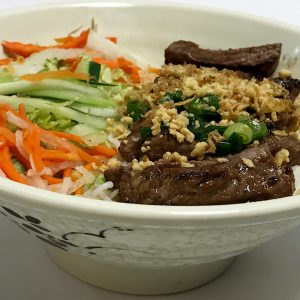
(1, 0, 300, 295)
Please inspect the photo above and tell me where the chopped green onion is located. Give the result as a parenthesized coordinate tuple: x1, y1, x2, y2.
(127, 100, 150, 122)
(187, 95, 220, 120)
(205, 124, 228, 134)
(228, 132, 244, 153)
(238, 116, 268, 141)
(88, 61, 101, 82)
(215, 141, 232, 156)
(223, 122, 253, 145)
(140, 127, 153, 141)
(187, 115, 207, 141)
(160, 90, 183, 103)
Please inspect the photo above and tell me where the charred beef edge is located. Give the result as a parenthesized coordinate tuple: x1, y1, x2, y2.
(165, 41, 282, 77)
(105, 136, 298, 205)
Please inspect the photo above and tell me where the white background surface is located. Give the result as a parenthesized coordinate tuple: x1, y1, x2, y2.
(0, 0, 300, 299)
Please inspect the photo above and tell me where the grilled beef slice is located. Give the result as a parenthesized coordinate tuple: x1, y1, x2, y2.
(260, 135, 300, 166)
(119, 121, 197, 162)
(105, 145, 295, 205)
(165, 41, 282, 77)
(274, 77, 300, 100)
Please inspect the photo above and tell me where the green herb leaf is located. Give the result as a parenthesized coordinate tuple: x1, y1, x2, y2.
(88, 61, 101, 82)
(160, 90, 183, 103)
(140, 127, 153, 141)
(187, 95, 220, 120)
(223, 122, 253, 145)
(127, 100, 150, 122)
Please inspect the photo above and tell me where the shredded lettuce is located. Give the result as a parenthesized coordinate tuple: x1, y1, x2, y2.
(28, 108, 77, 131)
(67, 124, 107, 146)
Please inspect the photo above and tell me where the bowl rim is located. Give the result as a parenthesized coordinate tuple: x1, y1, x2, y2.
(1, 0, 300, 223)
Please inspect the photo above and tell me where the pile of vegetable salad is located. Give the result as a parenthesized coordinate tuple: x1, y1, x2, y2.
(0, 27, 156, 199)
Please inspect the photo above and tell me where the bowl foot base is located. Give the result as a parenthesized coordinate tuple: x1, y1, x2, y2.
(46, 246, 234, 295)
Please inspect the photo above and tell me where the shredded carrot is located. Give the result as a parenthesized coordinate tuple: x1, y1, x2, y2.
(2, 41, 47, 58)
(56, 29, 90, 49)
(0, 135, 6, 149)
(21, 70, 89, 81)
(41, 149, 81, 161)
(2, 103, 35, 125)
(70, 57, 82, 72)
(117, 57, 140, 73)
(117, 57, 141, 83)
(22, 130, 32, 156)
(22, 126, 44, 172)
(105, 36, 118, 44)
(54, 36, 73, 44)
(0, 58, 11, 66)
(92, 56, 141, 83)
(63, 168, 72, 177)
(75, 187, 83, 195)
(92, 57, 119, 69)
(116, 77, 127, 83)
(0, 127, 16, 146)
(85, 163, 94, 171)
(131, 72, 141, 84)
(10, 147, 31, 169)
(18, 103, 26, 118)
(28, 125, 44, 172)
(2, 29, 90, 58)
(0, 103, 13, 126)
(41, 175, 63, 184)
(91, 145, 117, 157)
(0, 102, 114, 190)
(0, 146, 28, 184)
(48, 130, 84, 144)
(147, 67, 161, 74)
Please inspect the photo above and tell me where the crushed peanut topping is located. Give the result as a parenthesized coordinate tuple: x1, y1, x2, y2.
(99, 157, 122, 173)
(132, 156, 154, 172)
(289, 131, 300, 141)
(120, 116, 133, 125)
(106, 118, 131, 140)
(183, 77, 199, 90)
(151, 105, 177, 135)
(273, 130, 288, 136)
(107, 158, 122, 169)
(274, 149, 290, 166)
(217, 157, 229, 163)
(151, 105, 195, 142)
(242, 158, 255, 168)
(128, 64, 294, 121)
(141, 146, 151, 153)
(162, 151, 194, 167)
(191, 142, 209, 159)
(207, 131, 224, 153)
(271, 112, 278, 122)
(218, 119, 234, 126)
